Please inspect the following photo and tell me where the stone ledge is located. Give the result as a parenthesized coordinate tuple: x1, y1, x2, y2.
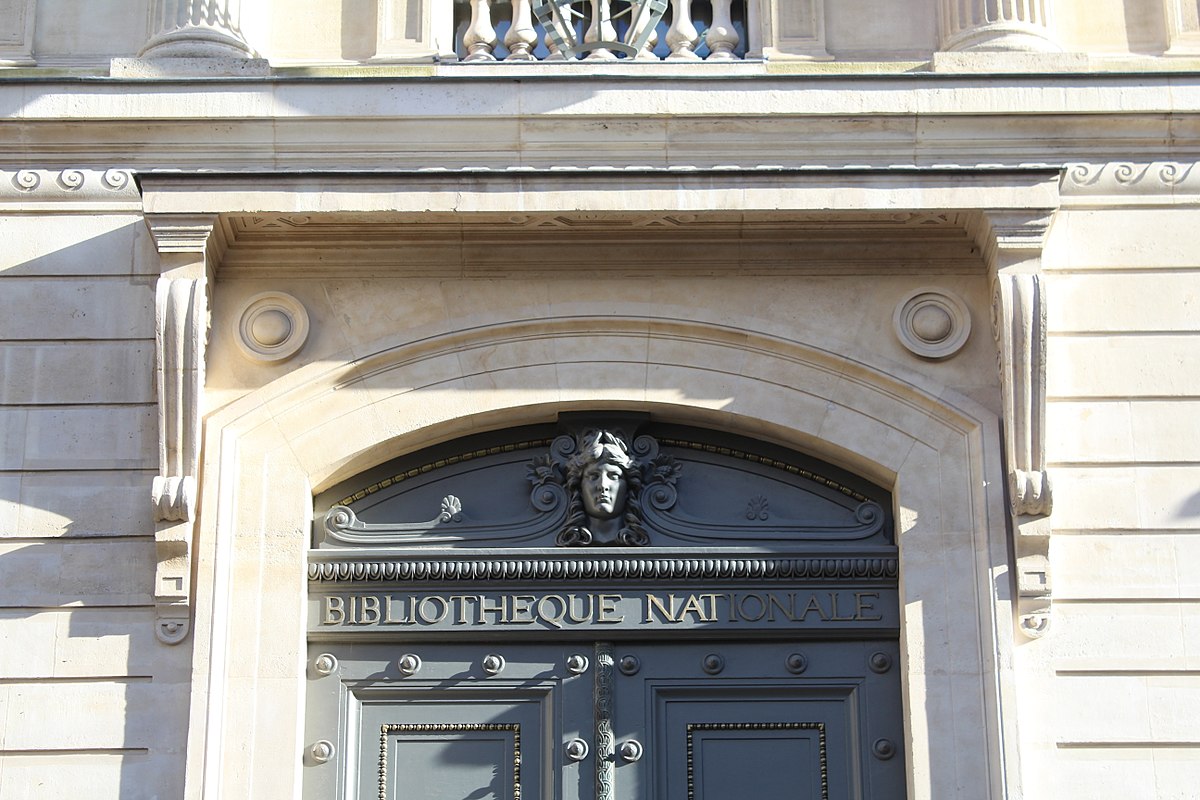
(110, 56, 270, 78)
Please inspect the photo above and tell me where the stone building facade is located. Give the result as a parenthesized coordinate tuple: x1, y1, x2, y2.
(1, 1, 1198, 798)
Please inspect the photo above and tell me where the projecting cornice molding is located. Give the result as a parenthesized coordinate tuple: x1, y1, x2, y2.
(1061, 161, 1200, 204)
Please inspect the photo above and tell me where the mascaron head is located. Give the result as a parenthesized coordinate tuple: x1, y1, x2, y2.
(569, 430, 635, 521)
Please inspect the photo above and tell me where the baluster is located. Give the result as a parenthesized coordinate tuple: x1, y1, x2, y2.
(705, 0, 739, 59)
(463, 0, 499, 61)
(541, 2, 574, 61)
(629, 0, 661, 59)
(544, 26, 568, 60)
(585, 0, 619, 59)
(665, 0, 700, 60)
(505, 0, 539, 60)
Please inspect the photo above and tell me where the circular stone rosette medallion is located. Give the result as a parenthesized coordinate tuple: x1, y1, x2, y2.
(233, 292, 310, 363)
(893, 288, 971, 360)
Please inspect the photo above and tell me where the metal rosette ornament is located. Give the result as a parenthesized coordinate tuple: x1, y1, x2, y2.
(532, 0, 667, 59)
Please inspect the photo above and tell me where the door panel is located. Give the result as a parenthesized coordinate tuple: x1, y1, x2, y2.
(307, 639, 904, 800)
(612, 640, 905, 800)
(307, 643, 595, 800)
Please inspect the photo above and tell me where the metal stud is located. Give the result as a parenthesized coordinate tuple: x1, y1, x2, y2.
(869, 652, 893, 673)
(618, 739, 644, 762)
(618, 654, 641, 675)
(872, 738, 897, 760)
(482, 653, 506, 675)
(312, 653, 338, 676)
(702, 653, 725, 674)
(566, 654, 590, 675)
(309, 740, 335, 764)
(565, 738, 589, 761)
(785, 653, 809, 674)
(397, 653, 422, 676)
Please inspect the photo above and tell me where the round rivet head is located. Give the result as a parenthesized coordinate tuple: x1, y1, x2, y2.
(313, 653, 338, 676)
(564, 738, 589, 761)
(619, 740, 644, 762)
(566, 654, 589, 675)
(785, 653, 809, 675)
(872, 738, 897, 761)
(309, 740, 335, 764)
(618, 655, 641, 676)
(702, 653, 725, 675)
(482, 654, 506, 675)
(397, 654, 421, 676)
(869, 652, 893, 674)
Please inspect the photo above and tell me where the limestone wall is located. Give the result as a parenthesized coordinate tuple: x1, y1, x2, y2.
(0, 185, 189, 796)
(1026, 189, 1200, 799)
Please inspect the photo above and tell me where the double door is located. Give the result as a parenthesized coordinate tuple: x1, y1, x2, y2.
(304, 638, 906, 800)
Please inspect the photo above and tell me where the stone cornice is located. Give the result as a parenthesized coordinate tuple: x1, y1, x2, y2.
(1, 76, 1198, 171)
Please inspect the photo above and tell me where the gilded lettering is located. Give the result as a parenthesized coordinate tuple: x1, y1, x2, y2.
(480, 595, 506, 624)
(385, 596, 414, 625)
(598, 594, 624, 623)
(679, 593, 717, 623)
(323, 595, 345, 625)
(537, 595, 566, 628)
(767, 592, 796, 622)
(736, 593, 767, 622)
(450, 595, 474, 625)
(799, 593, 830, 622)
(855, 591, 883, 621)
(566, 594, 594, 624)
(829, 592, 857, 622)
(511, 595, 536, 624)
(416, 595, 449, 625)
(359, 596, 381, 625)
(645, 593, 679, 623)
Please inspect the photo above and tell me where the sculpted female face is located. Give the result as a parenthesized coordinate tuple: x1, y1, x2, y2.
(581, 459, 627, 520)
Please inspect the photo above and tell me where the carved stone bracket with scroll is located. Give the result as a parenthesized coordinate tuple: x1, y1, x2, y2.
(146, 213, 219, 644)
(975, 209, 1054, 639)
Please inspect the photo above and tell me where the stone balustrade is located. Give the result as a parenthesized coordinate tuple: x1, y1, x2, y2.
(454, 0, 749, 62)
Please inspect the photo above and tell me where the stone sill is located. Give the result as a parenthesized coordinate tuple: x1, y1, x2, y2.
(0, 54, 1198, 82)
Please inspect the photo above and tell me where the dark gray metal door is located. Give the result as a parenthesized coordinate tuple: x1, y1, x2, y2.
(610, 639, 906, 800)
(307, 638, 904, 800)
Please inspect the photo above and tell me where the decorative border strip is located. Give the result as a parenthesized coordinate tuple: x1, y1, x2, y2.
(339, 437, 868, 507)
(686, 722, 828, 800)
(309, 556, 898, 583)
(379, 723, 521, 800)
(1, 169, 138, 203)
(650, 439, 868, 502)
(594, 642, 615, 800)
(1061, 161, 1200, 197)
(339, 439, 553, 506)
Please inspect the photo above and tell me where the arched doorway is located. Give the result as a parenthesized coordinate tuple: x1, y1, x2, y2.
(305, 417, 905, 799)
(188, 317, 1014, 799)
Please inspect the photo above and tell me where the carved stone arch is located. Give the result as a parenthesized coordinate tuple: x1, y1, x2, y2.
(187, 316, 1016, 800)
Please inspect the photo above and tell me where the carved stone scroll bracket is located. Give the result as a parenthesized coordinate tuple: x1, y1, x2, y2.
(975, 209, 1055, 638)
(1014, 516, 1051, 640)
(146, 214, 219, 644)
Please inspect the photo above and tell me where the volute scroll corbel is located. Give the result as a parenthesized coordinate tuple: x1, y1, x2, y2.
(977, 209, 1055, 639)
(146, 213, 219, 644)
